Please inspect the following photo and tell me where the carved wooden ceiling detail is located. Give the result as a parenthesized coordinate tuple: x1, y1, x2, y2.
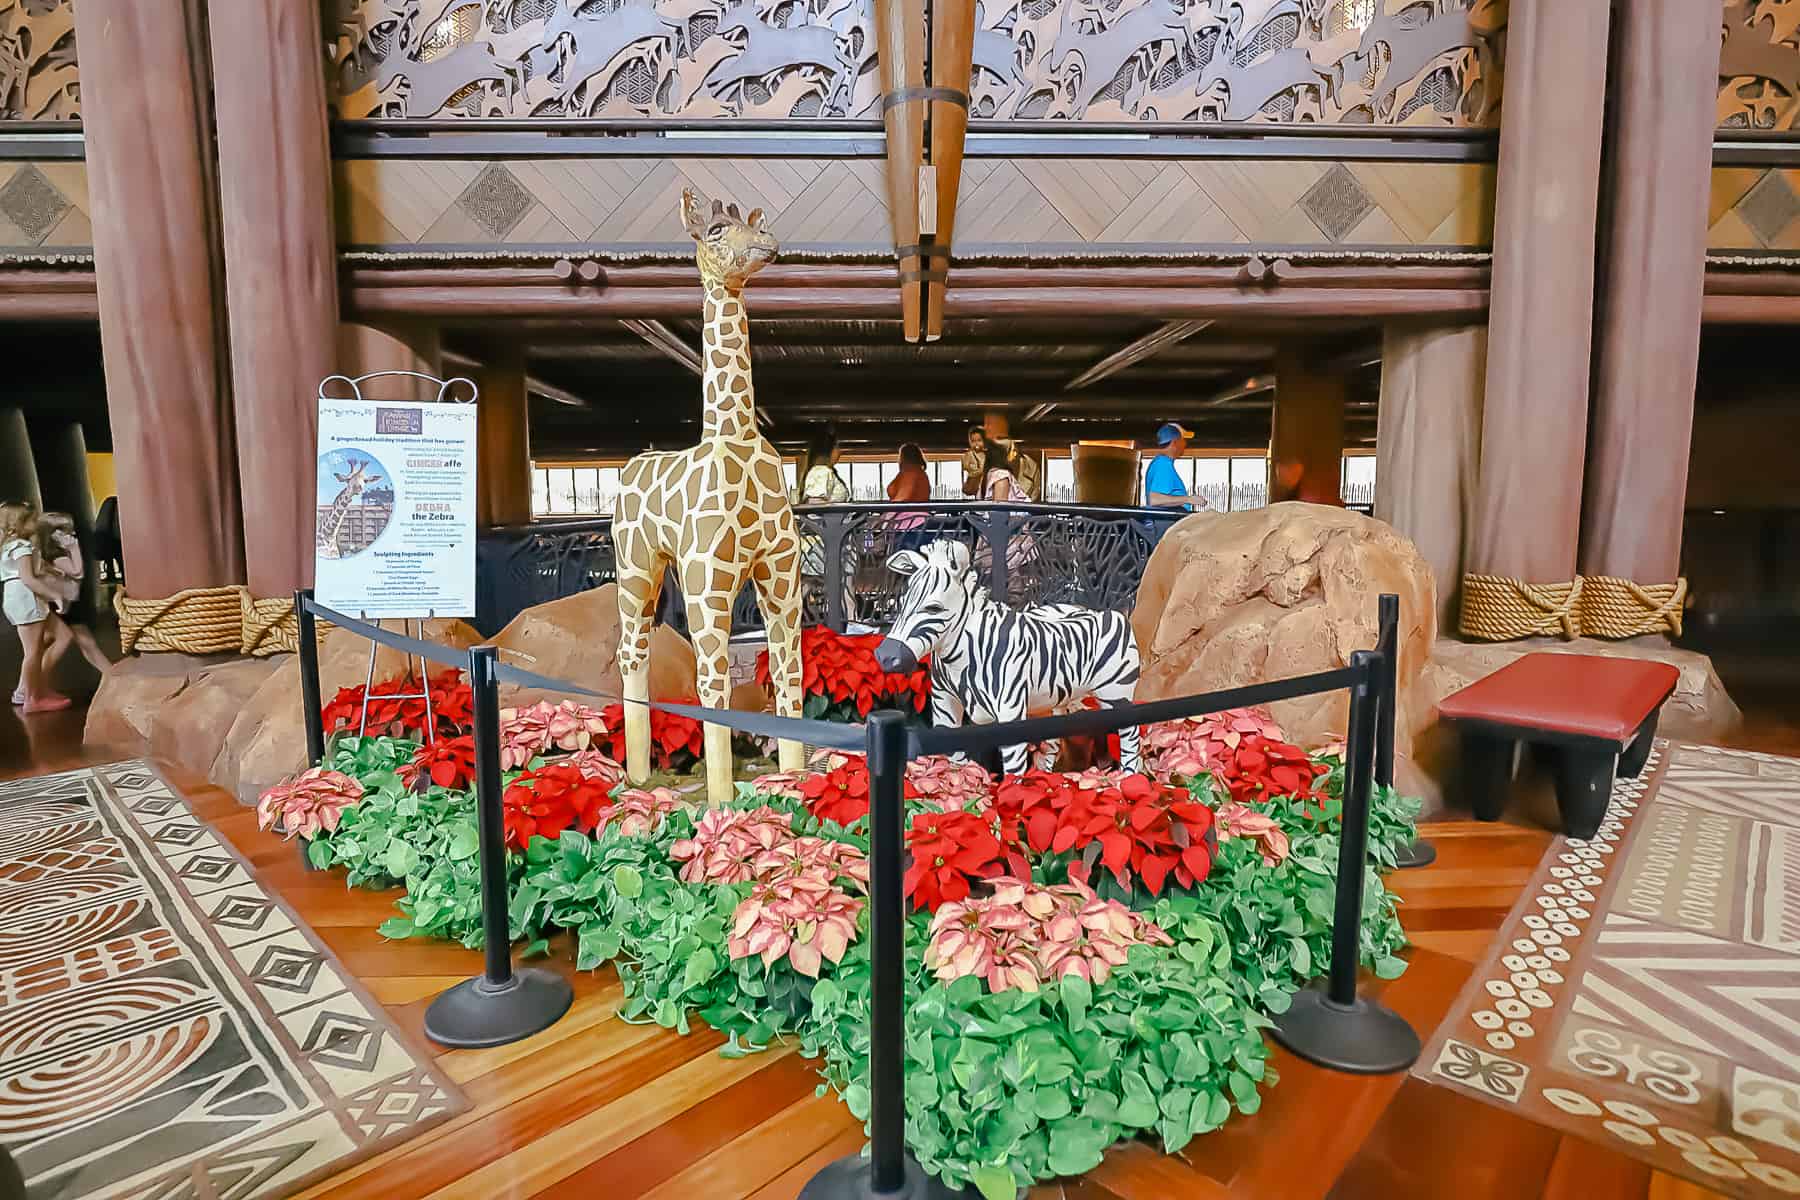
(1720, 0, 1800, 131)
(327, 0, 1504, 125)
(972, 0, 1503, 123)
(0, 0, 77, 121)
(329, 0, 883, 119)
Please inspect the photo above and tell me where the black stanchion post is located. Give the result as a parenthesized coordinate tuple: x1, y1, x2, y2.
(801, 711, 967, 1200)
(295, 589, 327, 872)
(424, 645, 574, 1049)
(1376, 593, 1436, 870)
(296, 589, 325, 769)
(1269, 649, 1422, 1075)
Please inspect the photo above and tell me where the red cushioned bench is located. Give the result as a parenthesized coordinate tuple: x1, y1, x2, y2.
(1437, 653, 1679, 839)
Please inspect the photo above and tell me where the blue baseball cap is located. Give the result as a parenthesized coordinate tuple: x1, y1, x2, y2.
(1156, 423, 1193, 446)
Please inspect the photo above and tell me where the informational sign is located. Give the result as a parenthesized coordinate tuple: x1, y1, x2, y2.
(313, 396, 478, 618)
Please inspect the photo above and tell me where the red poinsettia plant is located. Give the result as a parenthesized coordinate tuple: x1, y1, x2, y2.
(903, 809, 1027, 911)
(755, 626, 930, 721)
(989, 770, 1216, 898)
(500, 762, 614, 849)
(399, 735, 476, 792)
(320, 668, 474, 741)
(595, 701, 707, 772)
(800, 757, 873, 827)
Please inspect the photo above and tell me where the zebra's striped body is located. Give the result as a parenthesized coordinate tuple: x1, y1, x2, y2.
(875, 540, 1141, 774)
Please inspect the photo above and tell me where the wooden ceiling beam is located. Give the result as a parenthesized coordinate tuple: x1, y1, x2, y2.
(1064, 319, 1215, 392)
(619, 318, 702, 376)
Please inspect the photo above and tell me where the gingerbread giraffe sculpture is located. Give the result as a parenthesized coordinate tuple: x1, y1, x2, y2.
(613, 189, 807, 805)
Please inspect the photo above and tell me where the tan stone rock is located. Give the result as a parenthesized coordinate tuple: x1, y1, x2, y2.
(86, 654, 228, 754)
(212, 617, 484, 804)
(490, 583, 697, 707)
(148, 657, 284, 780)
(1132, 503, 1438, 751)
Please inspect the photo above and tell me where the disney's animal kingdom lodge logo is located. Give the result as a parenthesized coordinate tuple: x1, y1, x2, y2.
(376, 408, 423, 435)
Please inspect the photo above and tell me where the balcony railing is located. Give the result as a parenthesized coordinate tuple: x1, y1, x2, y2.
(475, 501, 1188, 637)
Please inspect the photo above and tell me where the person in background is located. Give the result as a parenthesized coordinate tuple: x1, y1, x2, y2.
(34, 511, 113, 677)
(887, 442, 932, 552)
(796, 431, 850, 504)
(1001, 437, 1041, 500)
(1, 501, 71, 713)
(960, 427, 987, 496)
(978, 443, 1040, 572)
(888, 443, 931, 504)
(1144, 422, 1205, 511)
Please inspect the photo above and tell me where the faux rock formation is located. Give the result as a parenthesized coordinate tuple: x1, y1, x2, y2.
(1133, 502, 1438, 751)
(87, 655, 282, 784)
(490, 582, 696, 707)
(212, 617, 484, 803)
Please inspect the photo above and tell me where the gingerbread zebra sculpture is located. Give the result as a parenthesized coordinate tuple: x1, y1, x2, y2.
(873, 539, 1143, 774)
(613, 189, 807, 806)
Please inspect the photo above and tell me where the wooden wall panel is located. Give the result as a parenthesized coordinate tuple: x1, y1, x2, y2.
(334, 156, 1496, 251)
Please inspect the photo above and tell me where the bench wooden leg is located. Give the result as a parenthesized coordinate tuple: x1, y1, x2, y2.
(1618, 711, 1658, 779)
(1555, 747, 1617, 840)
(1462, 733, 1514, 823)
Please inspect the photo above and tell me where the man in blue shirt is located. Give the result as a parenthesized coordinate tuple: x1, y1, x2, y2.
(1144, 423, 1202, 511)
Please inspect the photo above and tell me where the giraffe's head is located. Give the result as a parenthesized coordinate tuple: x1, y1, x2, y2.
(681, 187, 778, 290)
(334, 459, 380, 496)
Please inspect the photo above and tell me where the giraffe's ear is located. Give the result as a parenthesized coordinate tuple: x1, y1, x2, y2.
(746, 207, 765, 229)
(680, 187, 706, 238)
(888, 550, 926, 577)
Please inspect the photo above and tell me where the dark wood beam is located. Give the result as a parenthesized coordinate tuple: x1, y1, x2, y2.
(1065, 319, 1215, 391)
(923, 0, 977, 342)
(874, 0, 926, 341)
(619, 318, 702, 376)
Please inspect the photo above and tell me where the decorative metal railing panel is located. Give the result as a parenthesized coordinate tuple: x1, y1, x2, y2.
(326, 0, 1504, 127)
(1720, 0, 1800, 131)
(475, 502, 1185, 635)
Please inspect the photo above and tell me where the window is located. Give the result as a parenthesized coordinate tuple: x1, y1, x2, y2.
(1043, 457, 1075, 502)
(530, 463, 625, 517)
(929, 459, 963, 499)
(1341, 454, 1377, 509)
(1229, 457, 1268, 511)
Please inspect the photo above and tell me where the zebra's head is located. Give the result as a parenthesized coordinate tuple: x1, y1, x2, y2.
(875, 539, 976, 674)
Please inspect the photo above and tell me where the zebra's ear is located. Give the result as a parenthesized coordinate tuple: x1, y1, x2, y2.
(943, 540, 973, 574)
(888, 549, 926, 577)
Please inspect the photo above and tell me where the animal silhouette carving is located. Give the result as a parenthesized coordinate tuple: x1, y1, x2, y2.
(613, 188, 807, 806)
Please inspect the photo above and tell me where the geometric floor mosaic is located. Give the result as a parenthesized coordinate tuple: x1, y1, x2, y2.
(0, 762, 466, 1199)
(1417, 743, 1800, 1197)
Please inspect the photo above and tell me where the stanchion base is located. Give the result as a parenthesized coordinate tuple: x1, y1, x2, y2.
(1270, 984, 1421, 1075)
(798, 1154, 975, 1199)
(1392, 838, 1437, 870)
(423, 968, 573, 1049)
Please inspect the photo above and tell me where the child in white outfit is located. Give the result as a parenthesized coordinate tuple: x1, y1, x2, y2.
(1, 501, 71, 713)
(32, 512, 111, 683)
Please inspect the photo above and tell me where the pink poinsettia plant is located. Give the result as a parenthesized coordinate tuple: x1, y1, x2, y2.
(564, 748, 626, 789)
(924, 876, 1171, 992)
(597, 787, 689, 839)
(1215, 803, 1292, 867)
(728, 873, 864, 978)
(904, 755, 994, 811)
(1140, 707, 1287, 783)
(257, 767, 364, 841)
(670, 807, 800, 885)
(497, 700, 611, 771)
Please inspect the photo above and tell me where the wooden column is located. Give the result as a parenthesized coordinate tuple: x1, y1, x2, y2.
(0, 409, 39, 509)
(337, 323, 444, 386)
(1270, 346, 1346, 506)
(473, 351, 531, 528)
(922, 0, 976, 342)
(874, 0, 926, 342)
(1376, 323, 1487, 631)
(1580, 0, 1721, 584)
(1467, 0, 1610, 587)
(209, 0, 339, 597)
(74, 0, 243, 596)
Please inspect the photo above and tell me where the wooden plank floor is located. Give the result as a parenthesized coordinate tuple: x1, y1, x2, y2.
(5, 727, 1774, 1199)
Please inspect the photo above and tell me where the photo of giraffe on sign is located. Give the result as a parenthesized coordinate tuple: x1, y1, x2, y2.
(314, 397, 478, 619)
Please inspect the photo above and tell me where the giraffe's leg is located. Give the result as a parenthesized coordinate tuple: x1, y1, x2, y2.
(683, 562, 740, 808)
(616, 544, 663, 785)
(751, 534, 807, 772)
